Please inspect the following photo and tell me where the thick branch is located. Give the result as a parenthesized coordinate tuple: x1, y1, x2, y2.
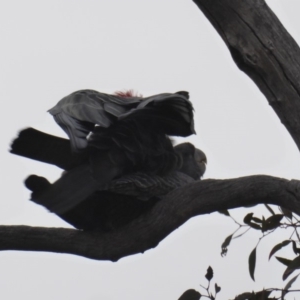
(192, 0, 300, 150)
(1, 175, 300, 261)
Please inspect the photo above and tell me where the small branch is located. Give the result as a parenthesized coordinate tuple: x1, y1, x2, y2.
(1, 175, 300, 261)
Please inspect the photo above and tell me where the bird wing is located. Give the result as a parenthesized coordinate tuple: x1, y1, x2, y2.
(48, 90, 194, 151)
(98, 171, 195, 199)
(24, 171, 194, 231)
(118, 92, 195, 137)
(48, 90, 141, 150)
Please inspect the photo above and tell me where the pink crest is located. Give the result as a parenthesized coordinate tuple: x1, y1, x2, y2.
(114, 90, 143, 98)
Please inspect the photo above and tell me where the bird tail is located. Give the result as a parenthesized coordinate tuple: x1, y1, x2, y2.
(10, 128, 88, 170)
(28, 150, 125, 214)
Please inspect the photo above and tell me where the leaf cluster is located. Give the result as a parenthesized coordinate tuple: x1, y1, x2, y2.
(217, 205, 300, 299)
(178, 266, 300, 300)
(178, 266, 221, 300)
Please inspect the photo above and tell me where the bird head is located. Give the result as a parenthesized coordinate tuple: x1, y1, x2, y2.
(174, 142, 207, 180)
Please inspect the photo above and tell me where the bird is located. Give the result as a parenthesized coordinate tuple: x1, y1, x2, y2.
(10, 89, 207, 230)
(11, 128, 206, 231)
(48, 89, 195, 152)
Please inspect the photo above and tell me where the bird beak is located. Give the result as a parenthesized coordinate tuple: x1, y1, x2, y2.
(195, 149, 207, 165)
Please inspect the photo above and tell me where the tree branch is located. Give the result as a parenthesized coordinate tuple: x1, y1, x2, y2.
(1, 175, 300, 261)
(192, 0, 300, 150)
(5, 0, 300, 263)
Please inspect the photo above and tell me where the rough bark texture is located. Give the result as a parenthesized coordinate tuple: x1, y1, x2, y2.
(3, 0, 300, 260)
(192, 0, 300, 150)
(1, 176, 300, 261)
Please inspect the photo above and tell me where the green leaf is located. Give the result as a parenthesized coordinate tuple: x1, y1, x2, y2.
(283, 273, 300, 295)
(248, 247, 256, 281)
(283, 255, 300, 280)
(264, 204, 275, 215)
(275, 256, 292, 267)
(218, 210, 230, 216)
(178, 289, 201, 300)
(292, 241, 300, 255)
(269, 240, 291, 260)
(254, 290, 272, 299)
(244, 213, 253, 224)
(262, 214, 283, 232)
(214, 283, 221, 294)
(205, 266, 213, 281)
(267, 214, 283, 222)
(248, 222, 261, 230)
(221, 234, 233, 256)
(233, 292, 253, 300)
(252, 217, 262, 223)
(221, 234, 233, 250)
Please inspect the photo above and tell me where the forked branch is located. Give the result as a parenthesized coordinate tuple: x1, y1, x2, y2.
(1, 175, 299, 261)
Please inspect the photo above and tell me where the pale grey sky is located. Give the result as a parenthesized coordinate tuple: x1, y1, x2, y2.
(1, 1, 300, 299)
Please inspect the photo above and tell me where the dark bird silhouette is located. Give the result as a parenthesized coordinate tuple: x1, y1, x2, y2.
(10, 90, 207, 230)
(11, 129, 206, 231)
(48, 90, 195, 151)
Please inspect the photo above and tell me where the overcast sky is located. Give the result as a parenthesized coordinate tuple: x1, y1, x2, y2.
(1, 1, 300, 299)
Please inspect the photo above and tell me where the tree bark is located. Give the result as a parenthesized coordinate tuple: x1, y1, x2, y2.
(1, 176, 300, 261)
(192, 0, 300, 150)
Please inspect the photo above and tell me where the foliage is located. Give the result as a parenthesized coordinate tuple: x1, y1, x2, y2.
(179, 266, 300, 300)
(179, 204, 300, 299)
(219, 205, 300, 281)
(178, 266, 221, 300)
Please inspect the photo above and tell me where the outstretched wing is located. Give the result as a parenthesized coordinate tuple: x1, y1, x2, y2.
(48, 90, 141, 150)
(48, 90, 194, 151)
